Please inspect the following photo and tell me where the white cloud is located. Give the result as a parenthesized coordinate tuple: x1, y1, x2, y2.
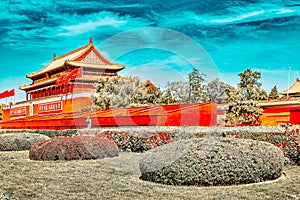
(211, 10, 265, 24)
(152, 55, 192, 67)
(59, 17, 127, 36)
(277, 8, 296, 14)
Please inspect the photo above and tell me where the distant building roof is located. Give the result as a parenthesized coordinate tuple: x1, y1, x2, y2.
(144, 80, 157, 88)
(280, 78, 300, 96)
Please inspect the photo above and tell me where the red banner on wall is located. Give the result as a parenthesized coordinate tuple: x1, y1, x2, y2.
(10, 106, 26, 118)
(38, 101, 62, 114)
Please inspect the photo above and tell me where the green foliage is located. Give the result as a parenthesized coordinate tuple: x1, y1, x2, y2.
(160, 89, 177, 105)
(140, 137, 285, 186)
(226, 100, 263, 125)
(188, 68, 205, 103)
(165, 81, 190, 103)
(166, 68, 206, 103)
(226, 68, 266, 125)
(92, 68, 235, 107)
(32, 130, 78, 138)
(238, 68, 267, 101)
(268, 85, 280, 100)
(0, 133, 50, 151)
(274, 126, 300, 165)
(29, 136, 119, 161)
(93, 76, 165, 109)
(205, 78, 233, 104)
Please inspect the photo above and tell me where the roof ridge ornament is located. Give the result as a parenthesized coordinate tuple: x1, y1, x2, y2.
(89, 37, 93, 44)
(53, 53, 56, 60)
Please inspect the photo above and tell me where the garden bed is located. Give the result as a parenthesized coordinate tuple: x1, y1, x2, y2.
(0, 151, 299, 199)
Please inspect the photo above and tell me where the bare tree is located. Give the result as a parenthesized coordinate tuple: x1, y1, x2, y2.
(206, 78, 233, 104)
(165, 81, 190, 103)
(93, 76, 156, 109)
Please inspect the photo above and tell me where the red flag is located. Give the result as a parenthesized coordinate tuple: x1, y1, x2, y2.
(68, 68, 80, 81)
(0, 90, 8, 99)
(63, 69, 79, 85)
(7, 89, 15, 97)
(56, 73, 68, 86)
(56, 69, 79, 86)
(0, 91, 4, 99)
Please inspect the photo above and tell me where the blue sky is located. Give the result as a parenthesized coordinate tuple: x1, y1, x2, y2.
(1, 0, 300, 103)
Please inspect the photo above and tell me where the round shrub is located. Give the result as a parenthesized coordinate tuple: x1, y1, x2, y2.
(29, 136, 119, 161)
(140, 137, 285, 186)
(0, 133, 50, 151)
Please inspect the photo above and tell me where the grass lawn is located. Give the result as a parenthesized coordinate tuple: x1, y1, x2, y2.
(0, 151, 299, 200)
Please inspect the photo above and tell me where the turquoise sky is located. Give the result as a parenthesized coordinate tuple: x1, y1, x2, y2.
(1, 0, 299, 103)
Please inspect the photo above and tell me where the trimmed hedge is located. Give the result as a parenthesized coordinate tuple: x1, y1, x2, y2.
(29, 136, 119, 161)
(140, 136, 285, 186)
(32, 130, 78, 138)
(0, 133, 50, 151)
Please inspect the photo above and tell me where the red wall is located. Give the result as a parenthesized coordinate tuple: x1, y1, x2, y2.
(0, 103, 217, 129)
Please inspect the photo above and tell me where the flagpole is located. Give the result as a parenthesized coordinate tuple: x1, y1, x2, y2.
(287, 65, 291, 99)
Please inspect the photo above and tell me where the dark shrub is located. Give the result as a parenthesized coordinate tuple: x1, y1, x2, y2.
(33, 130, 78, 138)
(140, 136, 285, 186)
(0, 133, 50, 151)
(29, 136, 119, 161)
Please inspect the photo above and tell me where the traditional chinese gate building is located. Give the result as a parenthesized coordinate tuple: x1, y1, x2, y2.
(2, 38, 124, 121)
(0, 39, 218, 129)
(20, 38, 124, 101)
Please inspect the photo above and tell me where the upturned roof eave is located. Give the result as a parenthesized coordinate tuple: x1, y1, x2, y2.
(19, 77, 58, 91)
(26, 43, 93, 79)
(66, 61, 125, 71)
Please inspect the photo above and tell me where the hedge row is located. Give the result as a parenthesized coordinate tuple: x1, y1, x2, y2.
(0, 133, 50, 151)
(29, 136, 119, 161)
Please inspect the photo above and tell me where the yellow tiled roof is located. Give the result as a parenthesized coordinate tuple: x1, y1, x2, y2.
(26, 43, 92, 79)
(26, 40, 117, 79)
(280, 78, 300, 95)
(19, 77, 58, 90)
(67, 61, 124, 70)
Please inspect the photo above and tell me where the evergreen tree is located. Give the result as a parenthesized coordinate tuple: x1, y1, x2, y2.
(166, 68, 206, 103)
(160, 89, 177, 105)
(188, 68, 205, 103)
(268, 85, 279, 100)
(238, 68, 267, 101)
(226, 68, 265, 125)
